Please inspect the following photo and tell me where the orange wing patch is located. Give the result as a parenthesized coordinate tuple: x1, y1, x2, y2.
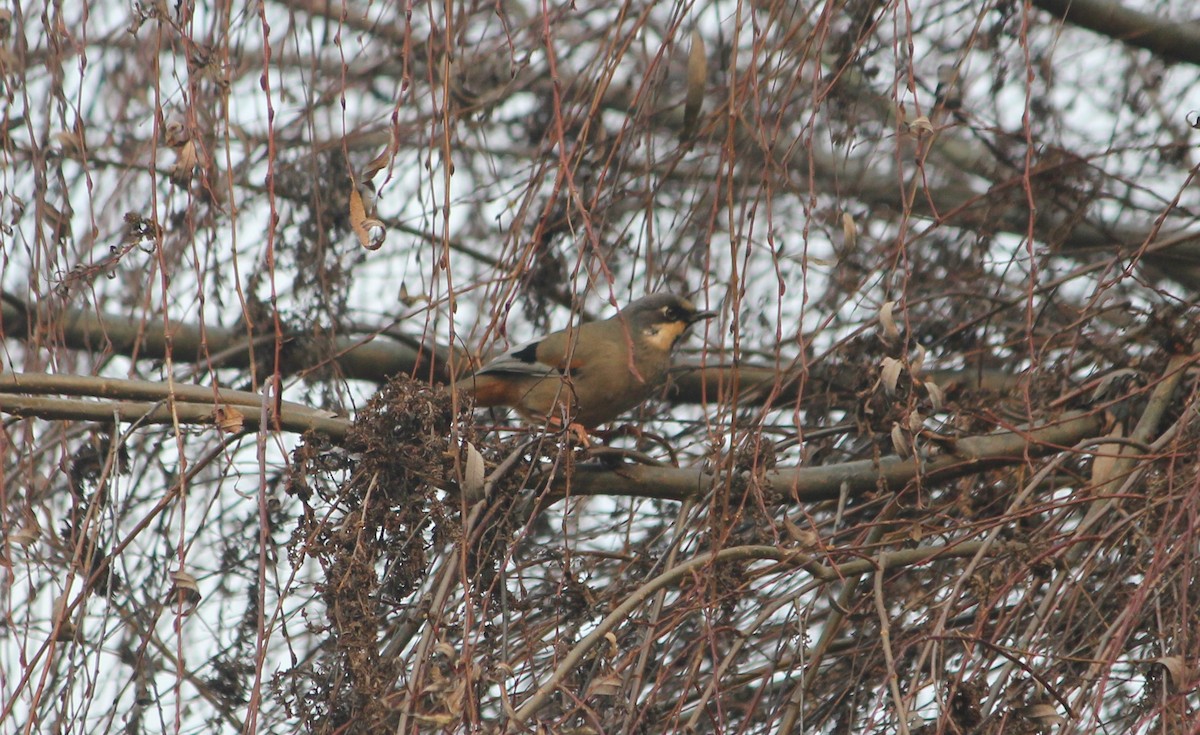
(467, 376, 522, 407)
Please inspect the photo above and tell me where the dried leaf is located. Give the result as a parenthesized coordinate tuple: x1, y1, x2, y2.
(350, 182, 386, 249)
(891, 422, 909, 458)
(214, 405, 244, 433)
(170, 139, 197, 186)
(924, 380, 945, 411)
(170, 569, 202, 615)
(164, 120, 188, 148)
(910, 344, 926, 377)
(586, 673, 623, 698)
(1153, 656, 1193, 690)
(462, 442, 485, 501)
(681, 29, 706, 140)
(171, 569, 199, 592)
(906, 115, 934, 136)
(52, 594, 76, 642)
(879, 301, 900, 341)
(880, 357, 904, 395)
(53, 131, 84, 158)
(11, 518, 40, 548)
(350, 184, 369, 247)
(362, 146, 393, 182)
(364, 218, 386, 250)
(443, 676, 467, 716)
(841, 212, 857, 250)
(1014, 703, 1064, 728)
(434, 640, 458, 661)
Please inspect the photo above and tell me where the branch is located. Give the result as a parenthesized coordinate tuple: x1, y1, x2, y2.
(0, 371, 1104, 509)
(0, 372, 350, 438)
(0, 294, 450, 384)
(556, 410, 1106, 503)
(509, 540, 990, 725)
(1033, 0, 1200, 67)
(508, 546, 810, 725)
(3, 296, 1019, 412)
(586, 21, 1200, 289)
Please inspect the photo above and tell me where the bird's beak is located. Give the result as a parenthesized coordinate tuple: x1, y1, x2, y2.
(689, 310, 717, 324)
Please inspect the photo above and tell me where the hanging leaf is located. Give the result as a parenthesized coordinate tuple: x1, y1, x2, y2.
(681, 29, 706, 141)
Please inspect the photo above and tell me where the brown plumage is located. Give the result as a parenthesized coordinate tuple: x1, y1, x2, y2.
(464, 293, 715, 428)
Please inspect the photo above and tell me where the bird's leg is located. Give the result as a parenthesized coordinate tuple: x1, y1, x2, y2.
(544, 415, 591, 448)
(565, 422, 591, 448)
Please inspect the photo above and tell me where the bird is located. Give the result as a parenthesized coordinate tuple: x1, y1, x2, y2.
(463, 293, 715, 431)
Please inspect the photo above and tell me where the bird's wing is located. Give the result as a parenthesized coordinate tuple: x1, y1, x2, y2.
(476, 340, 558, 378)
(476, 329, 583, 377)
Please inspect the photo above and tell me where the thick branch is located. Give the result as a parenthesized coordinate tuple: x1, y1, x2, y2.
(0, 295, 449, 384)
(556, 410, 1105, 503)
(1033, 0, 1200, 67)
(3, 297, 1017, 411)
(0, 371, 1102, 506)
(0, 393, 350, 438)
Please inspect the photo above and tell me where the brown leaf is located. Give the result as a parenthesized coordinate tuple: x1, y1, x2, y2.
(170, 569, 202, 615)
(906, 115, 934, 136)
(53, 130, 84, 158)
(586, 673, 623, 698)
(462, 442, 485, 501)
(170, 139, 197, 186)
(1153, 655, 1195, 691)
(362, 146, 394, 182)
(890, 422, 910, 458)
(910, 344, 926, 377)
(164, 120, 188, 148)
(879, 301, 900, 341)
(924, 380, 945, 411)
(52, 595, 77, 642)
(349, 184, 369, 246)
(604, 631, 619, 657)
(681, 29, 706, 140)
(1014, 702, 1064, 728)
(880, 357, 904, 395)
(213, 405, 244, 433)
(349, 185, 386, 249)
(841, 212, 857, 250)
(11, 517, 40, 548)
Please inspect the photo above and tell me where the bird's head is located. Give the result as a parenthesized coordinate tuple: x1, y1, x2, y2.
(621, 293, 717, 351)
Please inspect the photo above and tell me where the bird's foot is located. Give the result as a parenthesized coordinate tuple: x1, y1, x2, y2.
(565, 422, 591, 448)
(544, 416, 591, 448)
